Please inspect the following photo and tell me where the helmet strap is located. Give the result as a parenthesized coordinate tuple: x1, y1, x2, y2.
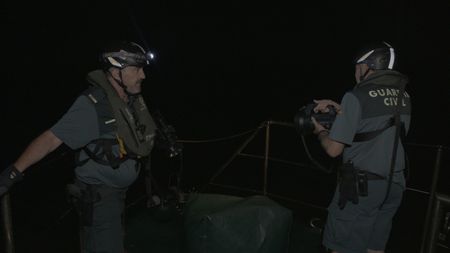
(360, 68, 370, 81)
(358, 66, 371, 84)
(355, 65, 371, 88)
(108, 69, 142, 97)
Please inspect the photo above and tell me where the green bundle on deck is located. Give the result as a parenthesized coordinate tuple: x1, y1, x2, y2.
(184, 193, 293, 253)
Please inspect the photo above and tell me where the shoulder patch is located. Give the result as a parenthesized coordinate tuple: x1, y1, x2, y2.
(81, 86, 116, 135)
(87, 93, 98, 104)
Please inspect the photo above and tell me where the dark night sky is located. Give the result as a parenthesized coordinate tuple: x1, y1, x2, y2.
(3, 1, 450, 163)
(2, 2, 450, 252)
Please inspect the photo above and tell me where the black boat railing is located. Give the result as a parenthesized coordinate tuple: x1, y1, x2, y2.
(426, 193, 450, 253)
(1, 120, 448, 253)
(187, 120, 448, 253)
(1, 193, 15, 253)
(198, 120, 446, 199)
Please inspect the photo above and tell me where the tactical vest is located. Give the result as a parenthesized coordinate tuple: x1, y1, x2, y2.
(349, 70, 412, 208)
(77, 70, 157, 169)
(350, 70, 411, 142)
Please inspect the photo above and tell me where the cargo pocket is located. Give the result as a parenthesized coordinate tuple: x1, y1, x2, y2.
(326, 206, 358, 244)
(67, 182, 101, 227)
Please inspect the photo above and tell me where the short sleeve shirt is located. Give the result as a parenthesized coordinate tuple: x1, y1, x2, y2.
(50, 95, 139, 188)
(329, 92, 409, 186)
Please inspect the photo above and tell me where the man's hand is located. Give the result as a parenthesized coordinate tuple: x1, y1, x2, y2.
(312, 115, 345, 158)
(313, 99, 342, 114)
(311, 117, 327, 135)
(0, 165, 23, 196)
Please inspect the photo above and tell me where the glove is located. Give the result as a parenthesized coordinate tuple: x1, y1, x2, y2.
(338, 162, 359, 209)
(0, 165, 23, 196)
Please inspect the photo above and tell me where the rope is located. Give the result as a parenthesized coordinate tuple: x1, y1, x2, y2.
(173, 120, 448, 149)
(177, 126, 262, 144)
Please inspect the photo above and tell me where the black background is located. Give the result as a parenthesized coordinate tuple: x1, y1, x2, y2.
(3, 1, 450, 252)
(4, 1, 450, 149)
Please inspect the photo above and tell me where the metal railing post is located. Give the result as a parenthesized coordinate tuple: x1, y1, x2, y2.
(420, 145, 444, 253)
(1, 193, 15, 253)
(263, 121, 271, 195)
(427, 194, 450, 253)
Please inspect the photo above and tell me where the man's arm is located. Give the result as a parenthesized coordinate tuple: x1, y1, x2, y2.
(312, 117, 345, 157)
(315, 128, 344, 158)
(311, 99, 345, 157)
(14, 95, 100, 172)
(0, 130, 63, 196)
(14, 130, 63, 172)
(312, 93, 361, 157)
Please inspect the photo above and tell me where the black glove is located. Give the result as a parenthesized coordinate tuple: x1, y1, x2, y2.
(338, 162, 359, 209)
(0, 165, 23, 196)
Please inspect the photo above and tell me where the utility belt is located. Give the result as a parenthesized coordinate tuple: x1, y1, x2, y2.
(359, 170, 386, 181)
(337, 161, 386, 209)
(67, 180, 129, 227)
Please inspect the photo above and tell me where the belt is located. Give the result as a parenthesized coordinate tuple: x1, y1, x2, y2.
(361, 171, 386, 180)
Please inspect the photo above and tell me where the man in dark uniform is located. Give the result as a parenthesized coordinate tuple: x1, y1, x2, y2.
(312, 42, 411, 253)
(0, 40, 157, 253)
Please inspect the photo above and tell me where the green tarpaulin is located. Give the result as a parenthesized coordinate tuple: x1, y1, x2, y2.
(184, 193, 293, 253)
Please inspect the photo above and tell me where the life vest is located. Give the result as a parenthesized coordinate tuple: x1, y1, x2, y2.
(77, 70, 156, 169)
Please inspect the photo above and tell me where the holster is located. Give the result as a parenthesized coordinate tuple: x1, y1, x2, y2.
(66, 182, 101, 227)
(338, 162, 359, 209)
(338, 162, 386, 209)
